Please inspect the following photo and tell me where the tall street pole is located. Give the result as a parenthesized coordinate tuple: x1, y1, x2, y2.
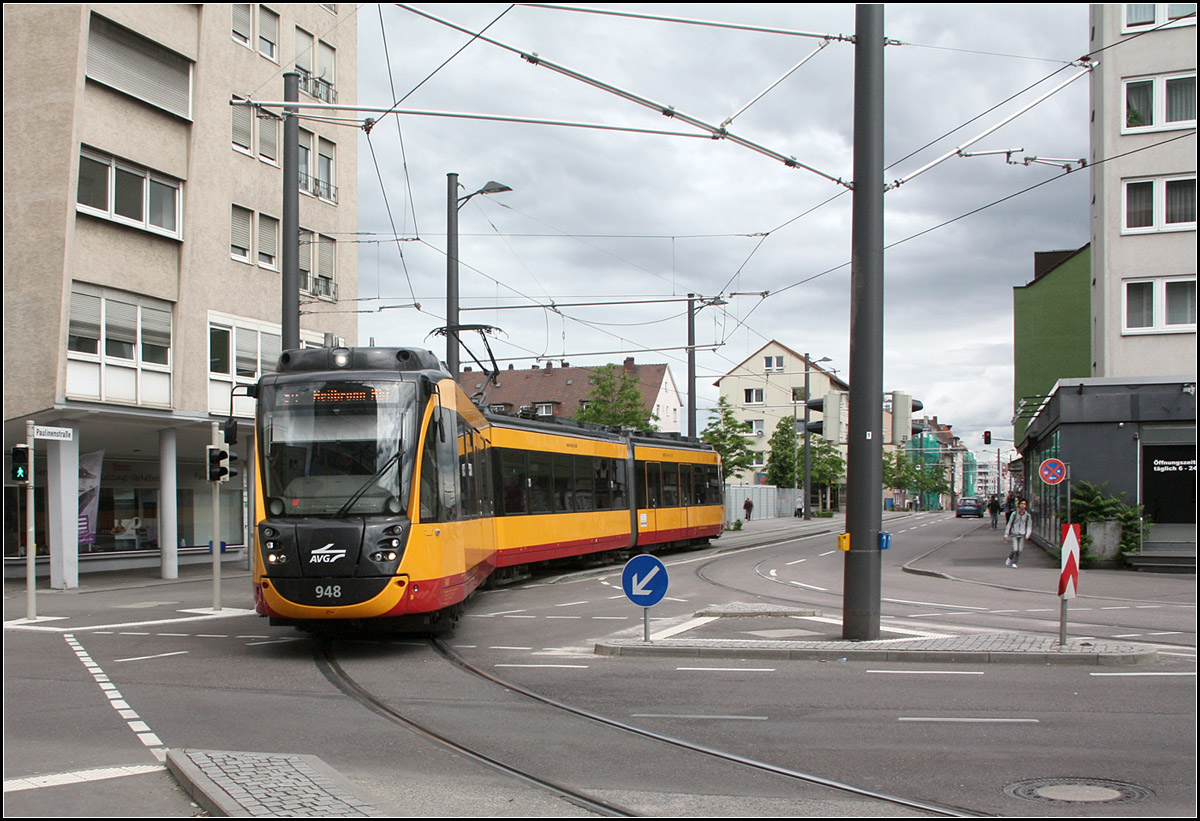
(687, 293, 696, 438)
(446, 172, 461, 377)
(803, 353, 812, 521)
(844, 4, 884, 641)
(281, 72, 300, 350)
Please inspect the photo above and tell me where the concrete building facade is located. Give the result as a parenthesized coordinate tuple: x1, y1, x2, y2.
(1016, 5, 1195, 567)
(3, 4, 358, 583)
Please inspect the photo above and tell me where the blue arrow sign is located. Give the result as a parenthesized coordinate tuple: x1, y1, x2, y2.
(622, 554, 668, 607)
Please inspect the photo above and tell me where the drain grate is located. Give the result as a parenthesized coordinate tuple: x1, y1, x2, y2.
(1005, 777, 1154, 804)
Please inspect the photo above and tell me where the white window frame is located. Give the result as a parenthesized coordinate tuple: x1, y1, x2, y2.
(1122, 174, 1197, 233)
(258, 6, 279, 62)
(231, 205, 253, 263)
(1122, 71, 1197, 134)
(1122, 275, 1197, 334)
(316, 138, 336, 202)
(743, 388, 764, 405)
(1122, 4, 1197, 33)
(258, 213, 279, 270)
(209, 313, 321, 415)
(747, 419, 765, 438)
(87, 14, 192, 120)
(66, 285, 173, 407)
(764, 355, 783, 372)
(77, 149, 182, 239)
(232, 4, 253, 47)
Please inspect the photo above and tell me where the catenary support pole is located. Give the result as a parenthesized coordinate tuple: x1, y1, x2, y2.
(844, 4, 885, 641)
(282, 72, 300, 350)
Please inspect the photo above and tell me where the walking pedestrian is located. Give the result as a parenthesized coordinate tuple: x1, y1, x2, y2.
(743, 497, 754, 521)
(987, 496, 1001, 529)
(794, 496, 805, 518)
(1004, 499, 1032, 567)
(1003, 492, 1015, 524)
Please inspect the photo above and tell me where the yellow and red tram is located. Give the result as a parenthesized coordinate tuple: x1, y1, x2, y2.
(251, 347, 723, 631)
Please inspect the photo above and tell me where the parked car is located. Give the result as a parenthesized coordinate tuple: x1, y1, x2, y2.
(955, 497, 983, 518)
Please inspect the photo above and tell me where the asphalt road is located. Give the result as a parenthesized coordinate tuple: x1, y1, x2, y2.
(3, 511, 1195, 816)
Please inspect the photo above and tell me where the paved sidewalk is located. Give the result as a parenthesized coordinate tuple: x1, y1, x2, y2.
(594, 510, 1190, 665)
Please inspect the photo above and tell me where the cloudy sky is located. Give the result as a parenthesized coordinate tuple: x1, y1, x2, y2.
(350, 4, 1093, 457)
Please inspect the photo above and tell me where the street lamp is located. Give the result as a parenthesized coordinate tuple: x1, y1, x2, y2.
(446, 174, 512, 377)
(687, 293, 727, 438)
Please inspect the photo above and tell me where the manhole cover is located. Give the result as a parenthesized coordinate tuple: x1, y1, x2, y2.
(1005, 778, 1154, 804)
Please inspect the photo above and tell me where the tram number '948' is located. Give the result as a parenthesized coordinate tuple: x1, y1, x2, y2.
(315, 585, 342, 599)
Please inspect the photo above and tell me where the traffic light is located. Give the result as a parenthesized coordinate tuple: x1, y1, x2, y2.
(207, 446, 230, 483)
(891, 391, 912, 445)
(11, 444, 30, 484)
(805, 391, 843, 443)
(983, 431, 992, 445)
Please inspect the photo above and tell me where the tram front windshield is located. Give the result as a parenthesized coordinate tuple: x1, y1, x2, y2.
(258, 379, 418, 517)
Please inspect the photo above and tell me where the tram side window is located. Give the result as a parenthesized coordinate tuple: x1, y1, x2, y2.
(498, 449, 526, 515)
(646, 462, 661, 508)
(419, 424, 440, 522)
(708, 465, 723, 506)
(573, 454, 594, 511)
(612, 459, 627, 509)
(528, 453, 553, 513)
(662, 463, 680, 507)
(552, 453, 573, 512)
(420, 407, 461, 523)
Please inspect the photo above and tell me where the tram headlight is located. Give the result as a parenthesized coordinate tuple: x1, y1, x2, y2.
(266, 552, 288, 565)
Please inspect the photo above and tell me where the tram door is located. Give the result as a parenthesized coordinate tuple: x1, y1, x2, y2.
(642, 461, 660, 535)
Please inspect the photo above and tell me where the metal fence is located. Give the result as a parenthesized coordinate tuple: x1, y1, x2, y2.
(725, 484, 805, 523)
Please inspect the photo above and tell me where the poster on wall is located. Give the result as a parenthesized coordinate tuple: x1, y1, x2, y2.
(1141, 444, 1197, 525)
(78, 450, 104, 547)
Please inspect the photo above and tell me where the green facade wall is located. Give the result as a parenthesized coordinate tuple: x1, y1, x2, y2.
(1013, 246, 1091, 443)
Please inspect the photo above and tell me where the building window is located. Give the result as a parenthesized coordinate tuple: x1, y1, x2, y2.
(67, 287, 173, 406)
(296, 28, 337, 103)
(316, 138, 336, 202)
(764, 355, 783, 372)
(1124, 276, 1197, 333)
(258, 6, 279, 61)
(231, 206, 252, 261)
(1123, 4, 1198, 32)
(258, 214, 279, 269)
(744, 388, 764, 404)
(86, 14, 191, 120)
(1124, 72, 1196, 132)
(232, 4, 252, 46)
(77, 150, 181, 239)
(748, 419, 764, 437)
(1123, 175, 1197, 232)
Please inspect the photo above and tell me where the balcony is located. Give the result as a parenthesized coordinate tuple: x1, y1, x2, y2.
(300, 272, 337, 302)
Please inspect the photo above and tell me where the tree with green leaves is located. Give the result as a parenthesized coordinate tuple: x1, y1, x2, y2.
(808, 435, 846, 493)
(766, 416, 799, 488)
(573, 363, 658, 430)
(700, 396, 754, 477)
(883, 450, 919, 493)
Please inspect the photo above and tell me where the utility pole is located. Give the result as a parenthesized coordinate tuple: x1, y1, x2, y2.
(844, 5, 885, 641)
(281, 72, 300, 350)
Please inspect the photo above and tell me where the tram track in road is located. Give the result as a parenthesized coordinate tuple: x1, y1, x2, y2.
(313, 638, 637, 818)
(312, 634, 977, 817)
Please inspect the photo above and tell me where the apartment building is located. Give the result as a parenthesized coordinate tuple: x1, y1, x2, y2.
(713, 341, 851, 484)
(3, 4, 357, 584)
(1018, 5, 1195, 567)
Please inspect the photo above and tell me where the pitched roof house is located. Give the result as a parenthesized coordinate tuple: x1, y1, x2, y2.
(457, 357, 683, 432)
